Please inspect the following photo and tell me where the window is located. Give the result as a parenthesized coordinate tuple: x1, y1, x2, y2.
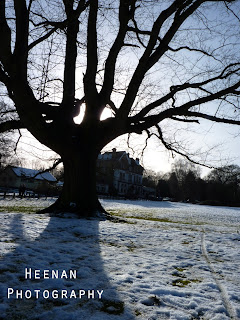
(120, 172, 125, 181)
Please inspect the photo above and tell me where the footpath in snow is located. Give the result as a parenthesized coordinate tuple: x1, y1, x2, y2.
(0, 198, 239, 320)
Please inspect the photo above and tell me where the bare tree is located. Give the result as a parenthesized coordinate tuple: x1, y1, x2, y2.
(0, 0, 240, 216)
(0, 101, 20, 168)
(206, 164, 240, 204)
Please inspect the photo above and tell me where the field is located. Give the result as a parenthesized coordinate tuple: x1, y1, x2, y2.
(0, 198, 239, 320)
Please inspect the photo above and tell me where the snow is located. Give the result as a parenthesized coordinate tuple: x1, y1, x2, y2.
(12, 166, 57, 182)
(0, 198, 240, 319)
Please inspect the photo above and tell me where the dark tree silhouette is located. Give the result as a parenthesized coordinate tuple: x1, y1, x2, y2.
(206, 165, 240, 204)
(0, 102, 20, 169)
(0, 0, 240, 216)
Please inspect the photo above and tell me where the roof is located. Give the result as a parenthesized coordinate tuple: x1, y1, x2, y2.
(103, 151, 125, 159)
(99, 150, 143, 168)
(11, 166, 57, 182)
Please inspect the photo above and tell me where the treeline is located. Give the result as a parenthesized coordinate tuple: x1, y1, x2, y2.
(144, 160, 240, 207)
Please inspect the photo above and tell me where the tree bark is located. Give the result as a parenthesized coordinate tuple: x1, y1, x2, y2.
(41, 146, 106, 217)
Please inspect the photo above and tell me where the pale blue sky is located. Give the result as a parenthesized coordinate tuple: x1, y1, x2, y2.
(9, 0, 240, 176)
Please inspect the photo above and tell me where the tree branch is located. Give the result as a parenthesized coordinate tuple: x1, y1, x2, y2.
(31, 158, 62, 179)
(61, 0, 83, 122)
(28, 26, 59, 51)
(155, 124, 214, 169)
(170, 116, 199, 124)
(0, 0, 12, 69)
(116, 0, 204, 121)
(146, 0, 205, 70)
(14, 129, 22, 153)
(84, 0, 99, 110)
(13, 0, 29, 77)
(0, 120, 24, 133)
(132, 63, 240, 121)
(185, 111, 240, 125)
(0, 67, 14, 99)
(100, 0, 136, 106)
(128, 79, 240, 133)
(167, 45, 221, 62)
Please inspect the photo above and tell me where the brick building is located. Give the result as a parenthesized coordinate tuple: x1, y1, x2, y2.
(96, 148, 144, 197)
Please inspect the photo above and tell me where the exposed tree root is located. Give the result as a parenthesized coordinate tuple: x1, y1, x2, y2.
(36, 198, 125, 222)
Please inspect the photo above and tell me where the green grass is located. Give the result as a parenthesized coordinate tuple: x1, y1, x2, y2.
(0, 205, 45, 213)
(135, 309, 142, 316)
(108, 210, 208, 227)
(109, 211, 189, 224)
(172, 278, 201, 287)
(174, 267, 186, 272)
(172, 279, 192, 287)
(2, 239, 16, 243)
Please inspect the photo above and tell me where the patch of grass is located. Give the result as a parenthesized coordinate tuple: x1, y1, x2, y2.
(150, 296, 161, 306)
(172, 279, 191, 287)
(127, 241, 137, 252)
(100, 239, 121, 248)
(100, 299, 124, 315)
(174, 267, 186, 272)
(212, 259, 224, 263)
(135, 309, 142, 316)
(107, 211, 135, 224)
(2, 239, 16, 243)
(111, 218, 136, 224)
(108, 210, 205, 226)
(130, 216, 176, 223)
(172, 278, 201, 287)
(108, 211, 177, 223)
(107, 241, 121, 248)
(190, 279, 201, 283)
(0, 205, 45, 213)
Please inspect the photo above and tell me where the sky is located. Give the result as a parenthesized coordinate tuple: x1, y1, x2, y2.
(16, 115, 240, 178)
(5, 0, 240, 177)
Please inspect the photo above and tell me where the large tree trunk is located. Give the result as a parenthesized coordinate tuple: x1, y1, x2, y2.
(42, 146, 106, 217)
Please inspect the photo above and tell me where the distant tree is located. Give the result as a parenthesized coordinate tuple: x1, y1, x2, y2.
(171, 159, 201, 185)
(168, 172, 181, 200)
(0, 134, 13, 168)
(142, 169, 159, 188)
(0, 102, 18, 169)
(157, 178, 171, 198)
(207, 165, 240, 185)
(206, 165, 240, 204)
(0, 1, 240, 216)
(170, 158, 201, 200)
(182, 170, 199, 202)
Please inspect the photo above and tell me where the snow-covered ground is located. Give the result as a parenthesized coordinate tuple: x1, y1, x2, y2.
(0, 198, 240, 320)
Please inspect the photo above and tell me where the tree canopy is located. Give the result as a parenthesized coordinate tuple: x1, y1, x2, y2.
(157, 162, 240, 206)
(0, 0, 240, 215)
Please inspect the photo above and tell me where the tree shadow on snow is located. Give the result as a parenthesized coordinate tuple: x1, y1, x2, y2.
(0, 212, 135, 320)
